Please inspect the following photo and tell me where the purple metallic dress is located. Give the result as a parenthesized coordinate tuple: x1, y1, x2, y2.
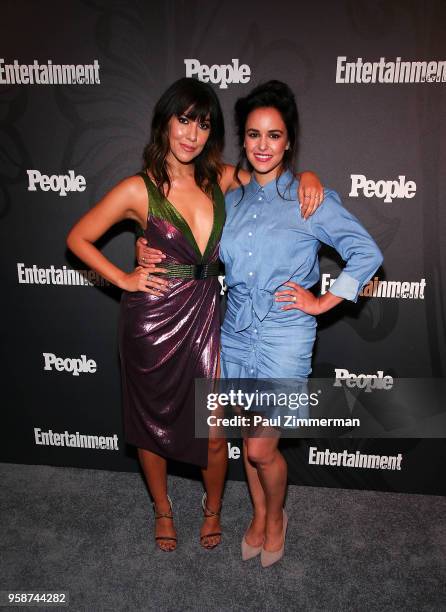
(119, 172, 225, 468)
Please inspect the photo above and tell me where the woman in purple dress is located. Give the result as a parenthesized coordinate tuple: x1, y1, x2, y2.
(67, 77, 323, 552)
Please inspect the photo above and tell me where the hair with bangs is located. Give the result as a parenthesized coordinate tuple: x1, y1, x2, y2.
(233, 80, 299, 198)
(143, 77, 224, 197)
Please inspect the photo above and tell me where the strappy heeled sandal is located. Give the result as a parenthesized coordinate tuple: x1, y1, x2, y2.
(153, 495, 177, 552)
(200, 492, 222, 550)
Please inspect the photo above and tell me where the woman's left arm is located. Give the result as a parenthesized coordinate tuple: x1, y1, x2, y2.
(275, 190, 383, 314)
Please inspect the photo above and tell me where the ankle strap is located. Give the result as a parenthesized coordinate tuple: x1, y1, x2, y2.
(202, 492, 222, 517)
(154, 511, 173, 520)
(153, 495, 173, 519)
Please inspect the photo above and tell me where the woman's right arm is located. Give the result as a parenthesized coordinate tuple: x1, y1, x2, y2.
(67, 176, 168, 294)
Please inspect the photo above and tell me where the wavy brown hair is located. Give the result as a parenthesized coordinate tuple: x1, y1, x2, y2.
(233, 80, 299, 200)
(143, 78, 224, 197)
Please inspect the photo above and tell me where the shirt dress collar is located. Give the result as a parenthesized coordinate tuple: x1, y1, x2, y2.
(234, 169, 295, 205)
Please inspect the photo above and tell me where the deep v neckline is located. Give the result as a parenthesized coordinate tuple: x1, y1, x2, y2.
(146, 174, 216, 262)
(163, 192, 215, 260)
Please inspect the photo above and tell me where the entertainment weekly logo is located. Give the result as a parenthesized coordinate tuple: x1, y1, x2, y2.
(0, 59, 100, 85)
(17, 263, 108, 287)
(27, 170, 86, 196)
(349, 174, 416, 203)
(184, 58, 251, 89)
(336, 56, 446, 84)
(309, 446, 403, 471)
(321, 274, 426, 300)
(34, 428, 119, 450)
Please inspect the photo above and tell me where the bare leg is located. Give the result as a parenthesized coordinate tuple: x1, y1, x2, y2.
(199, 352, 228, 548)
(200, 436, 227, 547)
(138, 447, 176, 551)
(242, 439, 267, 547)
(246, 436, 287, 552)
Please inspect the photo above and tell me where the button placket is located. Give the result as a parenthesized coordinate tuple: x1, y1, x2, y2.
(251, 190, 265, 362)
(246, 193, 261, 284)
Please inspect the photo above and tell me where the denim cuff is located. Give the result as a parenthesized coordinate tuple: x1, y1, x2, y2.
(329, 271, 360, 302)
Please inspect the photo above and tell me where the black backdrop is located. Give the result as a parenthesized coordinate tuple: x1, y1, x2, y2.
(1, 0, 445, 495)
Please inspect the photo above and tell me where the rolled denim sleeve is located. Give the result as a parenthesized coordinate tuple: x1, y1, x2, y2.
(308, 190, 383, 302)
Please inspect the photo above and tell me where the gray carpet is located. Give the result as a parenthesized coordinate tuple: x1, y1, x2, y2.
(1, 462, 446, 612)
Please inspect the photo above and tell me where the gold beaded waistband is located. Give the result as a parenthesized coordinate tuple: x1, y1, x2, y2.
(162, 262, 220, 280)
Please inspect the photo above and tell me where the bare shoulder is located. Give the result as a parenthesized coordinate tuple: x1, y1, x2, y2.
(114, 174, 149, 211)
(117, 174, 148, 201)
(66, 173, 150, 242)
(89, 174, 149, 228)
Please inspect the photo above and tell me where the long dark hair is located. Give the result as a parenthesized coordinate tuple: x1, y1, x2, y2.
(143, 77, 224, 197)
(234, 80, 299, 197)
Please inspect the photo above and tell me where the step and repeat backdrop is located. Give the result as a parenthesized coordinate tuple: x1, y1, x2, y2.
(1, 0, 445, 494)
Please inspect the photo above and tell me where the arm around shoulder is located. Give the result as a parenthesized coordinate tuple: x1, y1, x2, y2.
(220, 164, 251, 194)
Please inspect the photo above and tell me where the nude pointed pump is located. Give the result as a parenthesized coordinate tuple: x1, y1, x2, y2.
(241, 525, 263, 561)
(260, 509, 288, 568)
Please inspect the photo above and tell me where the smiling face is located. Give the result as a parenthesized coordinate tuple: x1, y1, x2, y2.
(166, 109, 211, 166)
(244, 106, 289, 184)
